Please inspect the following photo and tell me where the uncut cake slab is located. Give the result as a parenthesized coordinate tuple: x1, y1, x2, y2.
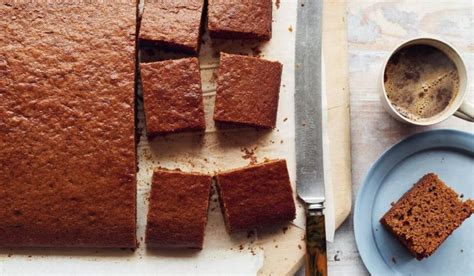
(0, 1, 136, 248)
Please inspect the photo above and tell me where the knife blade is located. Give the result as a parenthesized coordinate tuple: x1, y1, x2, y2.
(295, 0, 327, 275)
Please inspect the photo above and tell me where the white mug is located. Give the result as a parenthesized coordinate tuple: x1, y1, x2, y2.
(380, 37, 474, 126)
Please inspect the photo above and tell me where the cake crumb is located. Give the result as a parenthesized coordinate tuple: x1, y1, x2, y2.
(392, 257, 397, 264)
(334, 252, 340, 261)
(251, 46, 262, 57)
(283, 117, 288, 122)
(298, 244, 302, 250)
(275, 0, 280, 9)
(460, 249, 464, 253)
(247, 230, 255, 238)
(282, 226, 288, 234)
(241, 147, 258, 165)
(239, 244, 244, 250)
(288, 25, 293, 32)
(7, 253, 12, 257)
(274, 245, 278, 248)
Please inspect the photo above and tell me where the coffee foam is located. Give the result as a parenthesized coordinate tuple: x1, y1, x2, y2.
(384, 45, 459, 122)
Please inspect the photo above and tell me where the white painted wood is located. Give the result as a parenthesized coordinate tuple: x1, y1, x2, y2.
(326, 1, 474, 275)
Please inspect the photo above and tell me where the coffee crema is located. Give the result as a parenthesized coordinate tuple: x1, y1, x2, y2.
(384, 44, 459, 121)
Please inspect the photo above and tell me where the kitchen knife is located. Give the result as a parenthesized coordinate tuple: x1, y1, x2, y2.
(295, 0, 327, 276)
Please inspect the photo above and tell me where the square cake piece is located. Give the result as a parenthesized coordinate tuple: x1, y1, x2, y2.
(215, 160, 296, 233)
(380, 173, 474, 260)
(140, 58, 206, 136)
(208, 0, 273, 40)
(0, 1, 136, 247)
(146, 169, 212, 249)
(140, 0, 204, 53)
(213, 53, 283, 128)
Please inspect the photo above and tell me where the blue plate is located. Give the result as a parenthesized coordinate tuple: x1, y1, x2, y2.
(354, 129, 474, 275)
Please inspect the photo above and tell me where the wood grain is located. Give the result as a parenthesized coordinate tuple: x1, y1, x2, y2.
(323, 0, 352, 231)
(305, 212, 328, 276)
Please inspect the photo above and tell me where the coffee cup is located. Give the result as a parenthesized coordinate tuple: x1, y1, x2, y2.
(380, 37, 473, 125)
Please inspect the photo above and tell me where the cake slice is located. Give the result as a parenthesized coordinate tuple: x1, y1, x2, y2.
(139, 0, 205, 53)
(380, 173, 474, 260)
(207, 0, 273, 40)
(213, 53, 283, 128)
(146, 169, 212, 249)
(140, 58, 206, 136)
(215, 160, 296, 233)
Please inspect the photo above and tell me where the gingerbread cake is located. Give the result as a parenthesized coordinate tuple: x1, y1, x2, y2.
(208, 0, 273, 40)
(0, 1, 137, 247)
(213, 53, 283, 128)
(140, 58, 206, 136)
(146, 169, 212, 249)
(215, 160, 296, 233)
(380, 173, 474, 260)
(139, 0, 205, 53)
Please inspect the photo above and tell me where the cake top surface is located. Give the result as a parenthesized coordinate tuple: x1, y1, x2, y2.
(140, 57, 205, 135)
(213, 52, 283, 128)
(216, 160, 296, 232)
(208, 0, 272, 39)
(381, 173, 474, 258)
(139, 0, 204, 52)
(0, 1, 137, 247)
(146, 169, 212, 248)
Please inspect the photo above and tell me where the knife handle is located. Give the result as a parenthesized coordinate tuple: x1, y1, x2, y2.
(305, 209, 327, 276)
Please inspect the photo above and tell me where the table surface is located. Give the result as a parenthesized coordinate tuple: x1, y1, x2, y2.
(327, 1, 474, 275)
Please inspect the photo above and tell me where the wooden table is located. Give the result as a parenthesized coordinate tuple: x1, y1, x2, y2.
(326, 1, 474, 275)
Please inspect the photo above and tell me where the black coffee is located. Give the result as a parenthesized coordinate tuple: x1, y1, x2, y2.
(384, 45, 459, 121)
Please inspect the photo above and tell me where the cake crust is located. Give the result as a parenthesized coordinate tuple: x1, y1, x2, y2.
(0, 1, 137, 247)
(213, 53, 282, 128)
(140, 58, 206, 136)
(146, 170, 212, 249)
(216, 160, 296, 233)
(208, 0, 272, 40)
(139, 0, 204, 53)
(380, 173, 474, 260)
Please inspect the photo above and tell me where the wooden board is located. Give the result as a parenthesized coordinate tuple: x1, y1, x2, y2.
(258, 0, 352, 274)
(323, 0, 352, 230)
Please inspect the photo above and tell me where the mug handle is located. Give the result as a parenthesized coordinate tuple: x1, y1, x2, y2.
(454, 101, 474, 122)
